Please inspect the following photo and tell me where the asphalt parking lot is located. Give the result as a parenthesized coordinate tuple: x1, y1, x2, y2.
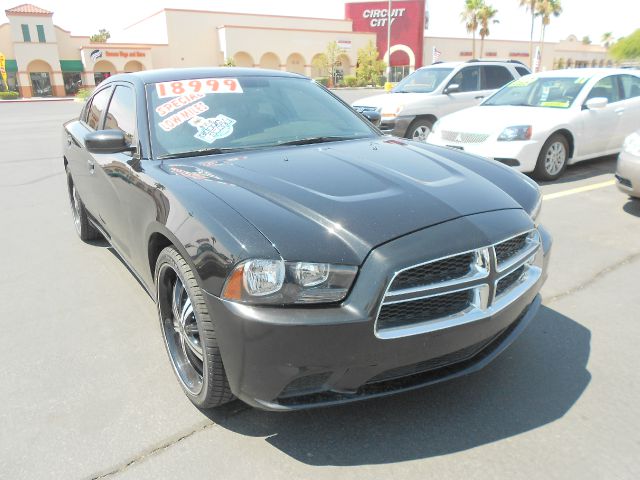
(1, 98, 639, 480)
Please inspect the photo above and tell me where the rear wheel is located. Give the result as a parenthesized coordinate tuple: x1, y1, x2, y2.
(66, 168, 100, 241)
(155, 246, 234, 409)
(406, 118, 434, 143)
(534, 134, 569, 181)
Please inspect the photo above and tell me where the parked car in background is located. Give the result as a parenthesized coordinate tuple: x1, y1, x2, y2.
(427, 69, 640, 180)
(352, 60, 530, 141)
(616, 130, 640, 198)
(63, 68, 550, 411)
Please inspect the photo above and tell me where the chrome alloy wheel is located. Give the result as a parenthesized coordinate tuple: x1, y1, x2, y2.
(69, 182, 81, 235)
(412, 125, 431, 142)
(544, 141, 566, 176)
(157, 265, 204, 395)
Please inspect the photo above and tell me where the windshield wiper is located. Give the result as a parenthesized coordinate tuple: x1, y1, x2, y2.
(158, 147, 240, 160)
(277, 135, 364, 146)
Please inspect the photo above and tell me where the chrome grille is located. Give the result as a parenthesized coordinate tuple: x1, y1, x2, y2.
(375, 229, 542, 339)
(441, 130, 490, 143)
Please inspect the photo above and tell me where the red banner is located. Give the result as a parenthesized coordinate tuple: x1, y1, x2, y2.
(345, 0, 426, 68)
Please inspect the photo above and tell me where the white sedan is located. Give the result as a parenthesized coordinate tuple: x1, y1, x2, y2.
(426, 68, 640, 180)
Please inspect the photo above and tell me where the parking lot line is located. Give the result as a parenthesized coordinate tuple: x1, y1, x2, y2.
(542, 179, 616, 201)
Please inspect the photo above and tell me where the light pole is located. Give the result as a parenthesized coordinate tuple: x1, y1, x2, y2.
(386, 0, 392, 82)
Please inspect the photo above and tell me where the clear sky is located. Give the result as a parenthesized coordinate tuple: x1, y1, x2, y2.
(1, 0, 637, 44)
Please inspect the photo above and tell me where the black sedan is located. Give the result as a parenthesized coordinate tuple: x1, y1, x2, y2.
(63, 68, 551, 411)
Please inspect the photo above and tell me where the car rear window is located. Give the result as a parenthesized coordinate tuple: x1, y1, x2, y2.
(147, 76, 376, 158)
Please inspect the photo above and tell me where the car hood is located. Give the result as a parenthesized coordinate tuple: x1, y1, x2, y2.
(439, 105, 572, 134)
(164, 138, 523, 265)
(352, 92, 430, 110)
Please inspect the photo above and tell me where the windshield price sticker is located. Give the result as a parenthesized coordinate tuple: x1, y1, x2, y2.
(509, 76, 536, 88)
(189, 115, 236, 143)
(156, 92, 206, 117)
(159, 101, 209, 132)
(156, 78, 243, 98)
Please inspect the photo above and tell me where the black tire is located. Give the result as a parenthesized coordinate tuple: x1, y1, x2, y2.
(155, 246, 234, 409)
(66, 168, 100, 241)
(406, 118, 434, 142)
(533, 133, 569, 181)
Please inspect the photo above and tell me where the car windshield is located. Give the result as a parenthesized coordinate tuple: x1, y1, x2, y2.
(392, 67, 453, 93)
(147, 76, 377, 158)
(482, 75, 589, 108)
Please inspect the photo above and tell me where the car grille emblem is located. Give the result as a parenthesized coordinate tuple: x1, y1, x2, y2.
(455, 133, 463, 142)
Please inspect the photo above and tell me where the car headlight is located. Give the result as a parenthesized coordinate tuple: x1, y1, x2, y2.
(381, 105, 404, 119)
(222, 259, 358, 305)
(623, 132, 640, 156)
(498, 125, 532, 141)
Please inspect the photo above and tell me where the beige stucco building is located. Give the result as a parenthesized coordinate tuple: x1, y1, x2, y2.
(0, 3, 614, 98)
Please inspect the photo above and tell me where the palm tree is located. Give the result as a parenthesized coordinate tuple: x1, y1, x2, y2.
(536, 0, 562, 70)
(601, 32, 613, 49)
(518, 0, 538, 68)
(478, 4, 499, 57)
(460, 0, 485, 59)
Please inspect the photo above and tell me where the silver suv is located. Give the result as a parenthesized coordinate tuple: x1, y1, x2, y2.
(353, 60, 530, 141)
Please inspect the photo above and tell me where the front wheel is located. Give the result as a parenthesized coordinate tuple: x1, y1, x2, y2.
(534, 134, 569, 181)
(66, 168, 100, 241)
(406, 118, 434, 143)
(155, 246, 234, 409)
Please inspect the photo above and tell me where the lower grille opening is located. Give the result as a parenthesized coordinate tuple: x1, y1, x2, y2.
(495, 158, 521, 167)
(496, 265, 526, 297)
(615, 174, 632, 188)
(279, 372, 332, 399)
(377, 290, 473, 331)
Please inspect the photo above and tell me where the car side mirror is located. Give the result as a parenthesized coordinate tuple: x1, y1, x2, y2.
(85, 130, 135, 154)
(361, 110, 381, 126)
(584, 97, 608, 110)
(444, 83, 460, 94)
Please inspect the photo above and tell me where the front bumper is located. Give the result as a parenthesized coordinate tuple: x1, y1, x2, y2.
(205, 210, 552, 411)
(427, 135, 542, 173)
(616, 150, 640, 198)
(379, 115, 416, 137)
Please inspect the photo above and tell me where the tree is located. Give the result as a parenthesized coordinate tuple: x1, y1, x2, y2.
(518, 0, 538, 68)
(610, 29, 640, 60)
(601, 32, 614, 49)
(356, 40, 386, 86)
(89, 29, 110, 43)
(460, 0, 484, 59)
(478, 3, 499, 57)
(223, 57, 236, 67)
(536, 0, 562, 70)
(313, 41, 345, 87)
(582, 36, 592, 45)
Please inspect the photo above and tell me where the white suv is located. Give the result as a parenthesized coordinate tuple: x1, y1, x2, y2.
(353, 60, 530, 141)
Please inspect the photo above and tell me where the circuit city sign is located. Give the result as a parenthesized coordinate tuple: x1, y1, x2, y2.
(345, 0, 426, 69)
(362, 7, 406, 27)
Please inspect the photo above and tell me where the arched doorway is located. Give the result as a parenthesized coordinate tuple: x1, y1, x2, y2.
(337, 53, 352, 82)
(94, 60, 116, 85)
(124, 60, 144, 72)
(259, 52, 280, 70)
(310, 53, 326, 78)
(27, 59, 53, 97)
(286, 53, 305, 75)
(233, 52, 254, 68)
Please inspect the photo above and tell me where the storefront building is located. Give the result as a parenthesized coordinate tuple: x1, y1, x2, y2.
(0, 2, 613, 98)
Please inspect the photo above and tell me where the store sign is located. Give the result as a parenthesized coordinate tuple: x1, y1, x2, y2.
(337, 40, 352, 50)
(104, 51, 146, 58)
(345, 0, 426, 68)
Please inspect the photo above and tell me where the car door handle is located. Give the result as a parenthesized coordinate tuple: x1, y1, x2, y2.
(474, 95, 485, 100)
(614, 107, 625, 115)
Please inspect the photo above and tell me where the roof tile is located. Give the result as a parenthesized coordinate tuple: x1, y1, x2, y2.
(5, 4, 54, 16)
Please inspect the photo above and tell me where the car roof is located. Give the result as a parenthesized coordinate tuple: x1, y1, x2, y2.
(418, 60, 528, 71)
(531, 68, 639, 78)
(103, 67, 306, 85)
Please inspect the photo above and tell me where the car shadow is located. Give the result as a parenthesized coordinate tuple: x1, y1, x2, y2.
(623, 198, 640, 217)
(203, 305, 591, 466)
(536, 154, 616, 186)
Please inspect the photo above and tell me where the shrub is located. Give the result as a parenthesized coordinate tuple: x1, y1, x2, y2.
(75, 88, 94, 102)
(0, 91, 19, 100)
(376, 75, 387, 87)
(343, 75, 358, 87)
(314, 77, 329, 87)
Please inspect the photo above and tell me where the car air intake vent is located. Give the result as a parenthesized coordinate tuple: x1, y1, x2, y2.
(390, 253, 474, 291)
(441, 131, 490, 143)
(279, 372, 332, 398)
(377, 290, 473, 331)
(495, 232, 529, 265)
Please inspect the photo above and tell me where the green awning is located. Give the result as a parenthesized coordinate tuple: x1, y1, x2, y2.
(4, 60, 18, 72)
(59, 60, 84, 72)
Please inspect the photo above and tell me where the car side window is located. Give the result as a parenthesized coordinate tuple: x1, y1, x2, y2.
(448, 66, 481, 92)
(104, 85, 136, 146)
(586, 76, 621, 104)
(482, 66, 515, 89)
(515, 66, 531, 77)
(618, 74, 640, 99)
(86, 87, 112, 130)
